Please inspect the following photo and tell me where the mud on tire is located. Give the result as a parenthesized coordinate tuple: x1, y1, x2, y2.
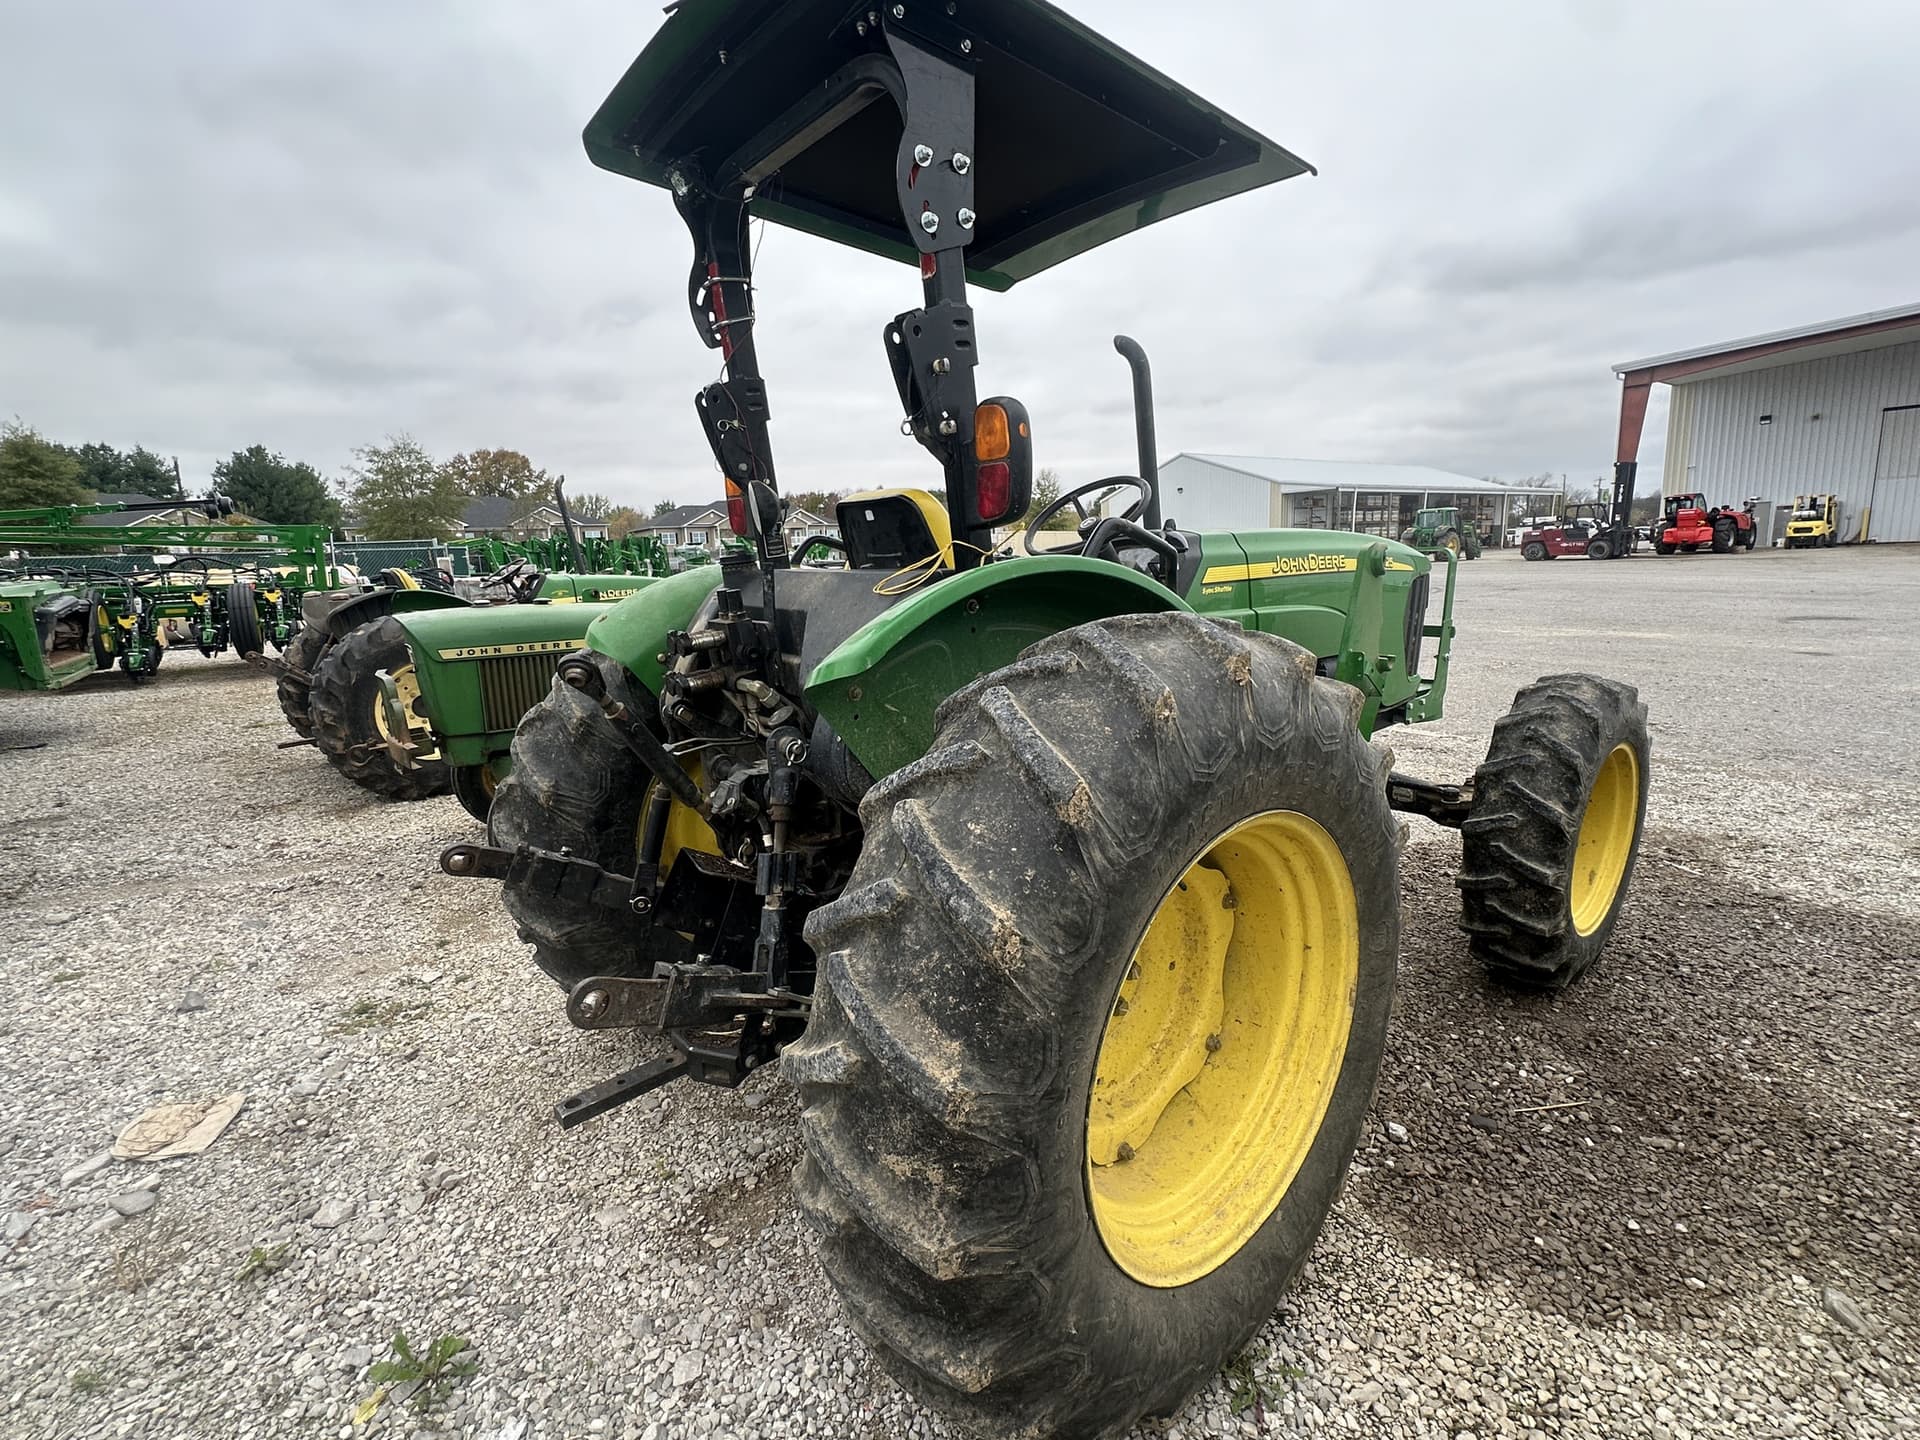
(308, 616, 451, 801)
(784, 613, 1400, 1440)
(488, 650, 663, 988)
(1458, 673, 1650, 988)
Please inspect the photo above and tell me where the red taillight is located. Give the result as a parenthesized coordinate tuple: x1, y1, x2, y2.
(977, 461, 1011, 520)
(727, 491, 749, 537)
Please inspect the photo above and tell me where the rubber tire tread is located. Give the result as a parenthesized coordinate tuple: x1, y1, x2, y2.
(226, 581, 263, 658)
(308, 616, 451, 801)
(1711, 521, 1735, 553)
(276, 624, 329, 739)
(785, 613, 1400, 1440)
(1458, 673, 1650, 989)
(487, 649, 663, 988)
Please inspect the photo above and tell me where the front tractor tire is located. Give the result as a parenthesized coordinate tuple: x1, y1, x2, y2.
(308, 617, 451, 802)
(488, 650, 665, 987)
(786, 614, 1399, 1440)
(276, 623, 330, 739)
(1459, 674, 1650, 988)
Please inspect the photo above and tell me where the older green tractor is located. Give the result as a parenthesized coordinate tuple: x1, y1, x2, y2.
(1400, 505, 1483, 559)
(281, 563, 662, 806)
(445, 4, 1653, 1435)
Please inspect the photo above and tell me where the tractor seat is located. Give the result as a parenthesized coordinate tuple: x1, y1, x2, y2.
(835, 489, 955, 572)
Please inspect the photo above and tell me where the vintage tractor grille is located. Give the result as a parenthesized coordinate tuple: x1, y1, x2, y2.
(1405, 573, 1430, 676)
(478, 653, 562, 732)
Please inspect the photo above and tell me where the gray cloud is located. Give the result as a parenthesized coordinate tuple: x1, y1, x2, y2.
(2, 1, 1916, 507)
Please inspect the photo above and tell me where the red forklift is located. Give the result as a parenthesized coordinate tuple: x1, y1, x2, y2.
(1519, 501, 1635, 561)
(1651, 493, 1759, 554)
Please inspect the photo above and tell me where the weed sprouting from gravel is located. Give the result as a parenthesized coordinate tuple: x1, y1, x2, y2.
(330, 996, 426, 1035)
(1222, 1342, 1304, 1418)
(52, 970, 82, 983)
(364, 1331, 478, 1415)
(236, 1242, 291, 1281)
(108, 1220, 181, 1294)
(69, 1368, 110, 1394)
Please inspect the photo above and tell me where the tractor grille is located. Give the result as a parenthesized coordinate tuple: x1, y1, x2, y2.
(1405, 573, 1430, 676)
(478, 653, 562, 732)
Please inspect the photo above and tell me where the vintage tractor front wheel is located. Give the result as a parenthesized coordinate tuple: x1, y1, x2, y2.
(488, 650, 710, 987)
(787, 613, 1399, 1439)
(308, 617, 451, 801)
(1458, 674, 1650, 988)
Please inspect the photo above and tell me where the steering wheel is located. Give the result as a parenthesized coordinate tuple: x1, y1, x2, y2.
(481, 560, 544, 603)
(1022, 476, 1153, 557)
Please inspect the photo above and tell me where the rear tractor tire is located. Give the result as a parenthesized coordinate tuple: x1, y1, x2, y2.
(276, 623, 331, 740)
(308, 616, 451, 801)
(1459, 674, 1650, 988)
(1711, 520, 1736, 553)
(786, 613, 1400, 1440)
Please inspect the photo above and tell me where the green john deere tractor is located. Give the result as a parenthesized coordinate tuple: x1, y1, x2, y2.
(279, 486, 678, 809)
(444, 5, 1653, 1436)
(1400, 505, 1483, 559)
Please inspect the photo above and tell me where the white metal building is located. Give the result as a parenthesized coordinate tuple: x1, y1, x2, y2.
(1149, 454, 1556, 544)
(1613, 303, 1920, 543)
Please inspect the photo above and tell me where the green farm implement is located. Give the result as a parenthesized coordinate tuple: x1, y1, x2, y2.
(0, 497, 341, 687)
(0, 574, 98, 693)
(439, 4, 1654, 1435)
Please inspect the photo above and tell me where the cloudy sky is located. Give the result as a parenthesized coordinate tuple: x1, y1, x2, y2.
(5, 1, 1919, 511)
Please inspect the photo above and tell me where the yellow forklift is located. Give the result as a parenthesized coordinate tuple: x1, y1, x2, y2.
(1785, 494, 1840, 548)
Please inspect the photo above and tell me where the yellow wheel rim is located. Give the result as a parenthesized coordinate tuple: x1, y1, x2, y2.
(373, 664, 441, 762)
(1570, 743, 1639, 936)
(1087, 811, 1358, 1288)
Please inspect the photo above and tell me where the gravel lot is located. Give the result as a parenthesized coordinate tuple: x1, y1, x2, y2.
(2, 544, 1916, 1440)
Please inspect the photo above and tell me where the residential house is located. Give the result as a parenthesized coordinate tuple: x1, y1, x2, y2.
(636, 500, 838, 554)
(456, 495, 609, 541)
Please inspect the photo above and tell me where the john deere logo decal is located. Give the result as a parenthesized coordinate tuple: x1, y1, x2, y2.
(1200, 554, 1416, 585)
(437, 639, 580, 660)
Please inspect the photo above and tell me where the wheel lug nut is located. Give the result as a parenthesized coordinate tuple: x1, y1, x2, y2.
(1111, 997, 1129, 1017)
(1115, 1142, 1135, 1163)
(1206, 1033, 1222, 1053)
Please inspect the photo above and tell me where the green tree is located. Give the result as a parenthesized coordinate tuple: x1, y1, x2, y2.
(441, 448, 550, 503)
(68, 442, 178, 498)
(341, 435, 466, 540)
(0, 419, 90, 508)
(567, 491, 613, 522)
(652, 498, 680, 518)
(213, 445, 340, 527)
(1020, 467, 1078, 531)
(787, 489, 843, 519)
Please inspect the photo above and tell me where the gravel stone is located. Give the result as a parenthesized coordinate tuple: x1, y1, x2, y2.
(108, 1190, 158, 1217)
(5, 1211, 39, 1244)
(1822, 1285, 1871, 1336)
(0, 554, 1915, 1440)
(309, 1200, 356, 1229)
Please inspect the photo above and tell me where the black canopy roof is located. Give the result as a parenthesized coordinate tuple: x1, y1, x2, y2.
(583, 0, 1314, 290)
